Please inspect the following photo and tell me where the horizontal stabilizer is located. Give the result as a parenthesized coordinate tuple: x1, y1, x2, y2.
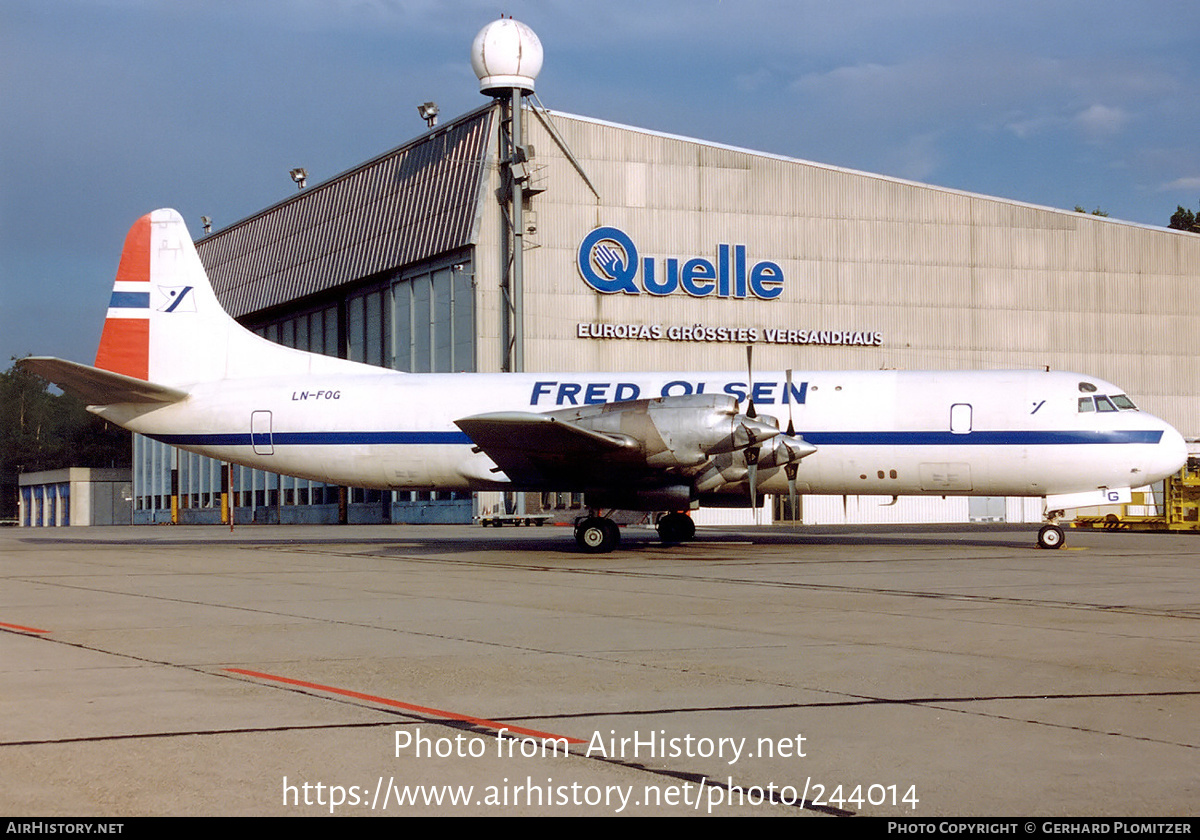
(455, 411, 640, 486)
(18, 357, 189, 405)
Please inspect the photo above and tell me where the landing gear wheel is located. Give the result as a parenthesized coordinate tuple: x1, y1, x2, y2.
(575, 516, 619, 553)
(656, 512, 696, 544)
(1037, 524, 1065, 550)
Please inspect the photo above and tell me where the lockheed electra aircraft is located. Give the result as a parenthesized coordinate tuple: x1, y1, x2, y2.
(21, 209, 1188, 552)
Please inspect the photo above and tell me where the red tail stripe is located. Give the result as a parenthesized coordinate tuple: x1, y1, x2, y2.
(115, 214, 151, 283)
(94, 214, 152, 378)
(94, 318, 149, 379)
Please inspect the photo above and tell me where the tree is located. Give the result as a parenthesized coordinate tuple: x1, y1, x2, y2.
(1168, 203, 1200, 233)
(1074, 205, 1109, 217)
(0, 359, 132, 520)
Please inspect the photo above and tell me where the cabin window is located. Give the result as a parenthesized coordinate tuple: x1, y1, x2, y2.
(950, 403, 972, 434)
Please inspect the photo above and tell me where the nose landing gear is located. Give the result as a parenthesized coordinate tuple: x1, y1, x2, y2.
(1038, 509, 1066, 549)
(1037, 523, 1065, 549)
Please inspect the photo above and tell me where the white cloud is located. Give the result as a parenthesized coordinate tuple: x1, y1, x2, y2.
(1159, 176, 1200, 192)
(883, 132, 943, 182)
(1004, 115, 1063, 140)
(734, 67, 777, 94)
(1073, 104, 1130, 140)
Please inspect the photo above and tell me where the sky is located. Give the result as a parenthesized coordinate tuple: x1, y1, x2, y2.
(3, 0, 1199, 365)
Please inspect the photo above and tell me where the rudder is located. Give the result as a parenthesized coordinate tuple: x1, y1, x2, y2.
(94, 214, 153, 379)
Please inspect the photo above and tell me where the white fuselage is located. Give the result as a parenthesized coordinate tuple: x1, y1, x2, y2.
(95, 368, 1187, 502)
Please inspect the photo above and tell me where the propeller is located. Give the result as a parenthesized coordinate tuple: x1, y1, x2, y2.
(785, 369, 798, 524)
(731, 415, 776, 509)
(744, 345, 760, 507)
(740, 352, 812, 515)
(759, 433, 814, 521)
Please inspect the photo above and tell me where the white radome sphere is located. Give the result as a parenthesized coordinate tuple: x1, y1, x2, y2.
(471, 18, 543, 95)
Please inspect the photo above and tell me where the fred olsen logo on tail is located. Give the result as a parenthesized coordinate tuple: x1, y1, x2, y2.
(578, 226, 784, 300)
(157, 285, 196, 313)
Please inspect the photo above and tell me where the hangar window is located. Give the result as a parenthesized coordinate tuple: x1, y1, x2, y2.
(392, 260, 475, 374)
(136, 258, 474, 524)
(347, 289, 390, 367)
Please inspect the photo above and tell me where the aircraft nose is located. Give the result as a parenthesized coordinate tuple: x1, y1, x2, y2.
(1148, 420, 1188, 483)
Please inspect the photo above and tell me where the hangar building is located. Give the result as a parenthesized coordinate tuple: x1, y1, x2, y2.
(130, 22, 1200, 526)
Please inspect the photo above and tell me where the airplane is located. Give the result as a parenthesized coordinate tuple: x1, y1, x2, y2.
(20, 209, 1188, 553)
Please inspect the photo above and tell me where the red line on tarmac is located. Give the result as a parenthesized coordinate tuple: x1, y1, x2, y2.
(0, 620, 50, 635)
(224, 667, 586, 745)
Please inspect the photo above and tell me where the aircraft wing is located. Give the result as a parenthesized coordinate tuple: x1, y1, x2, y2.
(456, 395, 813, 500)
(454, 411, 643, 487)
(17, 357, 189, 405)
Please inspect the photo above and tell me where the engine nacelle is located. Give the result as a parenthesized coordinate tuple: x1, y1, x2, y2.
(548, 394, 779, 470)
(693, 432, 817, 494)
(525, 393, 818, 506)
(757, 433, 818, 469)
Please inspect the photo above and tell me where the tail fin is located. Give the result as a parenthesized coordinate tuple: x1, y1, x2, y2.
(94, 213, 153, 379)
(92, 209, 377, 388)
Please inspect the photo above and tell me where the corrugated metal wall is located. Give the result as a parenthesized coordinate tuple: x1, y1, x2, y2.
(197, 105, 495, 317)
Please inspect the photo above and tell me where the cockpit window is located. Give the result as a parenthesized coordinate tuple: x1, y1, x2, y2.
(1078, 393, 1139, 413)
(1079, 382, 1098, 393)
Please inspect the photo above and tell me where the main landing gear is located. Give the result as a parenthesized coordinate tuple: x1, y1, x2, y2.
(573, 511, 698, 553)
(1037, 510, 1066, 549)
(655, 511, 696, 544)
(574, 516, 621, 553)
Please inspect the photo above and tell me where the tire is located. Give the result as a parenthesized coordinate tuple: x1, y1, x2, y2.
(656, 512, 696, 544)
(576, 517, 619, 553)
(1037, 524, 1065, 550)
(602, 518, 620, 548)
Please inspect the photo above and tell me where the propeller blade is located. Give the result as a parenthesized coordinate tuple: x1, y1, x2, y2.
(785, 462, 799, 526)
(745, 344, 756, 418)
(785, 369, 795, 436)
(747, 457, 758, 509)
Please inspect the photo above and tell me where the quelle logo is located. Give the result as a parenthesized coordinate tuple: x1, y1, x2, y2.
(577, 226, 784, 300)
